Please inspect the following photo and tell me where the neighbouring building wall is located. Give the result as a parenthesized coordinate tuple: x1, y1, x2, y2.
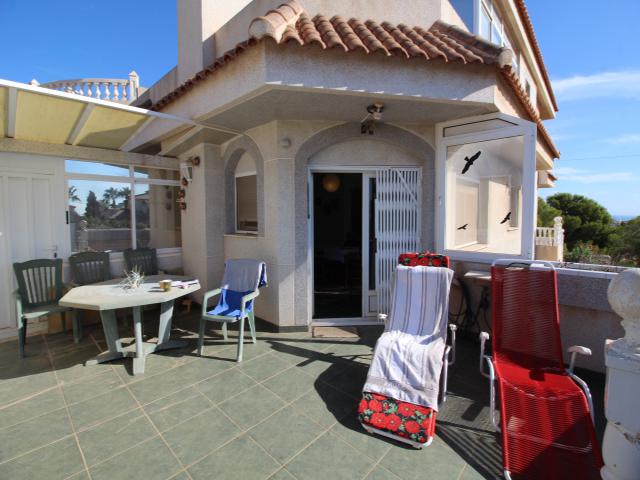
(177, 0, 253, 84)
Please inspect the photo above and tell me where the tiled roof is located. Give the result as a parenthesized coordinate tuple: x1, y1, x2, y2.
(151, 0, 558, 158)
(248, 1, 511, 66)
(514, 0, 558, 111)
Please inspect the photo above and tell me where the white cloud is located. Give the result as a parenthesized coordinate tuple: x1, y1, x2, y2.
(604, 134, 640, 145)
(554, 167, 638, 184)
(552, 71, 640, 102)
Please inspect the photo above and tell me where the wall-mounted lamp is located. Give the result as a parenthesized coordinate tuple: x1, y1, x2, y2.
(180, 164, 193, 185)
(322, 173, 341, 193)
(361, 103, 385, 135)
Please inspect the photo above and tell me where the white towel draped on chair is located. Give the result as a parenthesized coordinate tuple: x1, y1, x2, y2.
(221, 259, 267, 293)
(363, 265, 454, 410)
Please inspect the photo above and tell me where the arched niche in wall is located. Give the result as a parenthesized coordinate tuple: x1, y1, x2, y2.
(290, 122, 436, 325)
(223, 136, 265, 235)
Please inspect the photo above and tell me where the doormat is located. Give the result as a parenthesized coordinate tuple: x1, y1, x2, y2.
(312, 326, 359, 338)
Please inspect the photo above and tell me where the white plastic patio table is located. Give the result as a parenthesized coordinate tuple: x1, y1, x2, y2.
(59, 276, 200, 375)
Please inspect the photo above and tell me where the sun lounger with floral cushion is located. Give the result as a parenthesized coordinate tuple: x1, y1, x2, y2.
(359, 252, 456, 448)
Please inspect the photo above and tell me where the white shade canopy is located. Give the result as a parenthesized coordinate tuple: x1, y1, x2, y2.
(0, 78, 238, 154)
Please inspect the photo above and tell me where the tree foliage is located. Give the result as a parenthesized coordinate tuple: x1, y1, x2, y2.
(85, 190, 101, 219)
(610, 217, 640, 265)
(545, 193, 614, 249)
(537, 197, 562, 227)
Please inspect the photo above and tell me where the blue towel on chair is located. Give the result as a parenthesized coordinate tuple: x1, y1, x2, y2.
(208, 289, 253, 319)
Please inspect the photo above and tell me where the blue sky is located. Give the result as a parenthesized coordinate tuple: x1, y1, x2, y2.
(1, 0, 639, 217)
(527, 0, 640, 217)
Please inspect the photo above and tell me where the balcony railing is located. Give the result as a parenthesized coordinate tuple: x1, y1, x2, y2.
(32, 71, 141, 104)
(536, 217, 564, 247)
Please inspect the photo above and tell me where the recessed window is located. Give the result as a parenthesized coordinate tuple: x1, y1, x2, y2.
(234, 153, 258, 233)
(503, 35, 520, 77)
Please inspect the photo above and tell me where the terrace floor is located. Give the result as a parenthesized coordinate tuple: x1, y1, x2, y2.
(0, 311, 606, 480)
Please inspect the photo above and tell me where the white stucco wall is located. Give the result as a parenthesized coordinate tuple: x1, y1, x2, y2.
(211, 120, 437, 328)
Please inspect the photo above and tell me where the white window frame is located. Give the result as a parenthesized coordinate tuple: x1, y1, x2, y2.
(435, 112, 538, 263)
(474, 0, 521, 77)
(509, 185, 521, 229)
(234, 170, 258, 234)
(65, 160, 181, 253)
(475, 0, 504, 45)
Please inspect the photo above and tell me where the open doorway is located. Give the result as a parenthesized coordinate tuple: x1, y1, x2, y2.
(309, 167, 422, 324)
(312, 172, 362, 319)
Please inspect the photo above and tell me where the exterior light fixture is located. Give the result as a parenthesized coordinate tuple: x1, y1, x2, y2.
(180, 163, 193, 185)
(361, 103, 384, 135)
(322, 173, 341, 193)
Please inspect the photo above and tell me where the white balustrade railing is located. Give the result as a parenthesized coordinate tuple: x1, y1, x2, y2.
(535, 216, 564, 247)
(33, 71, 141, 104)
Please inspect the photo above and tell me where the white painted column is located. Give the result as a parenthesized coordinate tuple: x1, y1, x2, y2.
(179, 143, 225, 302)
(263, 145, 296, 327)
(601, 268, 640, 480)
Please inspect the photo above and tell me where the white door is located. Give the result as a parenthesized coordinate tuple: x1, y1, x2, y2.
(0, 172, 59, 332)
(375, 168, 422, 315)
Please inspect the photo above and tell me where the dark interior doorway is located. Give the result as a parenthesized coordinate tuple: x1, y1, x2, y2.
(313, 172, 362, 319)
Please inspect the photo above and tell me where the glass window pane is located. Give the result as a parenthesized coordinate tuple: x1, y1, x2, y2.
(446, 136, 525, 255)
(66, 160, 131, 177)
(479, 5, 491, 40)
(133, 166, 180, 181)
(68, 179, 132, 252)
(134, 184, 182, 249)
(236, 175, 258, 232)
(491, 21, 503, 46)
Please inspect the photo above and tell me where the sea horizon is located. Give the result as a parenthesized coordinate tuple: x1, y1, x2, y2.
(613, 214, 637, 222)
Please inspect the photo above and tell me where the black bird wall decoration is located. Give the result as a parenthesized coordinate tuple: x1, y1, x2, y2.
(461, 151, 481, 174)
(500, 212, 512, 224)
(457, 224, 468, 230)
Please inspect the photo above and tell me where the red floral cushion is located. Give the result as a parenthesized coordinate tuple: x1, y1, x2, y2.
(398, 252, 450, 268)
(358, 392, 436, 444)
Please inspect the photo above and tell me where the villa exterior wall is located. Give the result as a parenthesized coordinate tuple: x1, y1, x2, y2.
(131, 41, 498, 152)
(185, 120, 438, 329)
(178, 143, 226, 304)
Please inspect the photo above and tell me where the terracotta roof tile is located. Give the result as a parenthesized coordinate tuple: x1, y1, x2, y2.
(514, 0, 558, 111)
(151, 0, 558, 158)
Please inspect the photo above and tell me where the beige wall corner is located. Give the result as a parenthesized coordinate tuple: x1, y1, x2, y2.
(180, 143, 225, 303)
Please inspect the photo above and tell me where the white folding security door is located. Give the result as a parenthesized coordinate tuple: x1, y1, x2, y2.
(0, 171, 59, 334)
(375, 168, 422, 315)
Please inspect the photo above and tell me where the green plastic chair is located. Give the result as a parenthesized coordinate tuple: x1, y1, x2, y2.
(13, 259, 79, 358)
(123, 248, 158, 276)
(69, 251, 111, 286)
